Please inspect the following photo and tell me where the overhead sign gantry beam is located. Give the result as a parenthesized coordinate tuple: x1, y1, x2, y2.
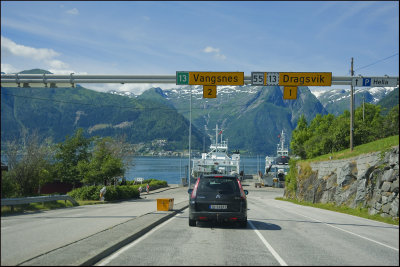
(1, 73, 398, 86)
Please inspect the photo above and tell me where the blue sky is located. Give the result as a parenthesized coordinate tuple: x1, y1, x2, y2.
(1, 1, 399, 94)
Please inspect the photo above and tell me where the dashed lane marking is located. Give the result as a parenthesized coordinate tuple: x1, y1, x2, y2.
(249, 220, 288, 266)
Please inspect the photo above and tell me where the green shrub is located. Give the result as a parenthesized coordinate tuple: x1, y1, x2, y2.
(68, 184, 140, 201)
(1, 172, 19, 198)
(68, 185, 102, 200)
(285, 159, 298, 198)
(67, 179, 167, 201)
(125, 179, 168, 189)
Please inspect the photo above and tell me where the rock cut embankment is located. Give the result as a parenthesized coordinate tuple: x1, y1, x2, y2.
(285, 146, 399, 219)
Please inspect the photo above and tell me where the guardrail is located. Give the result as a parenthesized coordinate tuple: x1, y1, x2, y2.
(1, 195, 79, 210)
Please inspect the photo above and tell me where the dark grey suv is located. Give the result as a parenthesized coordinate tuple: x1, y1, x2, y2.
(188, 174, 248, 227)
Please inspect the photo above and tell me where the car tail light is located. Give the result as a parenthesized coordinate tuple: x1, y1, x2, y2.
(237, 178, 246, 199)
(214, 176, 224, 178)
(199, 216, 208, 220)
(229, 217, 238, 221)
(191, 178, 200, 199)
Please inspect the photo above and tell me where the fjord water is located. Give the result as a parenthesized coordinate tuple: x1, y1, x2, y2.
(124, 156, 266, 185)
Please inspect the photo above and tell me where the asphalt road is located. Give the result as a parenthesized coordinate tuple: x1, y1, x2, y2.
(1, 185, 398, 266)
(1, 185, 188, 266)
(96, 188, 399, 266)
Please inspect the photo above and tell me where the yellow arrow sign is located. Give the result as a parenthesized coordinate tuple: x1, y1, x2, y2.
(189, 72, 244, 85)
(279, 72, 332, 86)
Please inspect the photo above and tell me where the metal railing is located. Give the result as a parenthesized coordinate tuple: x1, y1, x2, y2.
(1, 195, 79, 208)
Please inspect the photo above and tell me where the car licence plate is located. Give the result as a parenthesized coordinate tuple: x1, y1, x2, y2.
(209, 205, 227, 209)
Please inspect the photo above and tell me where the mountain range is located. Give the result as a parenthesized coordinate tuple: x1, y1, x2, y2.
(313, 86, 398, 116)
(1, 69, 398, 155)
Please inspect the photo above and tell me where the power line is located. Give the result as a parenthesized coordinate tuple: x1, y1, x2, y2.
(353, 52, 399, 74)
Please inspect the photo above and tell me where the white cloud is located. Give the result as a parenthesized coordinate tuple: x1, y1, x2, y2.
(1, 63, 19, 73)
(66, 8, 79, 15)
(47, 59, 69, 69)
(1, 36, 59, 61)
(203, 46, 226, 61)
(1, 36, 73, 73)
(215, 54, 227, 60)
(203, 46, 220, 53)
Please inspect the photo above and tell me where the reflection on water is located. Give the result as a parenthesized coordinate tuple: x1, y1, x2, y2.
(124, 156, 265, 185)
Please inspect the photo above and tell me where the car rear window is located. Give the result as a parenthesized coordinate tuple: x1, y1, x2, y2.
(197, 177, 239, 193)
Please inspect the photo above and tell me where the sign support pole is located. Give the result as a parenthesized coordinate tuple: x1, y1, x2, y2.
(188, 86, 192, 188)
(350, 57, 354, 152)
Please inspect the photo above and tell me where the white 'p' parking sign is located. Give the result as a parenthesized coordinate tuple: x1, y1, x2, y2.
(352, 77, 397, 87)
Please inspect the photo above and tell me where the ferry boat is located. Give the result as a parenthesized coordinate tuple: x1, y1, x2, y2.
(191, 125, 240, 180)
(264, 130, 290, 187)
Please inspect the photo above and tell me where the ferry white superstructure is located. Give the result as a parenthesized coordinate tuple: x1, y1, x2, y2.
(265, 130, 290, 181)
(191, 125, 240, 178)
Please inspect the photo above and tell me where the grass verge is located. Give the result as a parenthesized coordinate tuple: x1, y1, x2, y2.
(303, 135, 399, 162)
(276, 197, 399, 225)
(2, 181, 170, 216)
(0, 199, 108, 216)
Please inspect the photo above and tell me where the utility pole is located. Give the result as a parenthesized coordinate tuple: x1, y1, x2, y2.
(362, 95, 365, 122)
(350, 58, 354, 151)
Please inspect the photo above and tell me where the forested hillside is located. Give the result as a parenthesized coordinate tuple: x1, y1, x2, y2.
(377, 87, 399, 115)
(1, 85, 207, 150)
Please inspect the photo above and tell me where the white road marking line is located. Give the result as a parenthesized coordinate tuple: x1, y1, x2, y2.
(289, 210, 399, 252)
(96, 213, 181, 266)
(249, 220, 288, 266)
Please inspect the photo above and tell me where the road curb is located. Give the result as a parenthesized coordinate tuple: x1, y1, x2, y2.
(19, 201, 189, 266)
(81, 202, 188, 266)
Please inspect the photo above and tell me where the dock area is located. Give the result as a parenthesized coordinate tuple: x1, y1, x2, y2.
(241, 174, 285, 189)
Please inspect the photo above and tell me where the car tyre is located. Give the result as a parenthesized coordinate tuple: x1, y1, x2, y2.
(239, 218, 247, 228)
(189, 219, 196, 227)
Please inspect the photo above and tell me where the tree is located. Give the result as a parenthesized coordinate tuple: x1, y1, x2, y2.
(354, 103, 384, 146)
(331, 110, 350, 152)
(2, 130, 54, 196)
(78, 137, 125, 186)
(54, 128, 92, 188)
(304, 114, 324, 159)
(382, 104, 399, 137)
(290, 114, 310, 159)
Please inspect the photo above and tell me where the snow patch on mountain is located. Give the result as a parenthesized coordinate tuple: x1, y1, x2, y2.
(312, 86, 397, 105)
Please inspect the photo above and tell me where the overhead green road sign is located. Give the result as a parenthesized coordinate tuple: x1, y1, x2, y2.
(176, 71, 189, 85)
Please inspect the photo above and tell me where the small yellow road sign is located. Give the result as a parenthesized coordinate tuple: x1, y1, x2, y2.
(203, 85, 217, 98)
(283, 86, 297, 100)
